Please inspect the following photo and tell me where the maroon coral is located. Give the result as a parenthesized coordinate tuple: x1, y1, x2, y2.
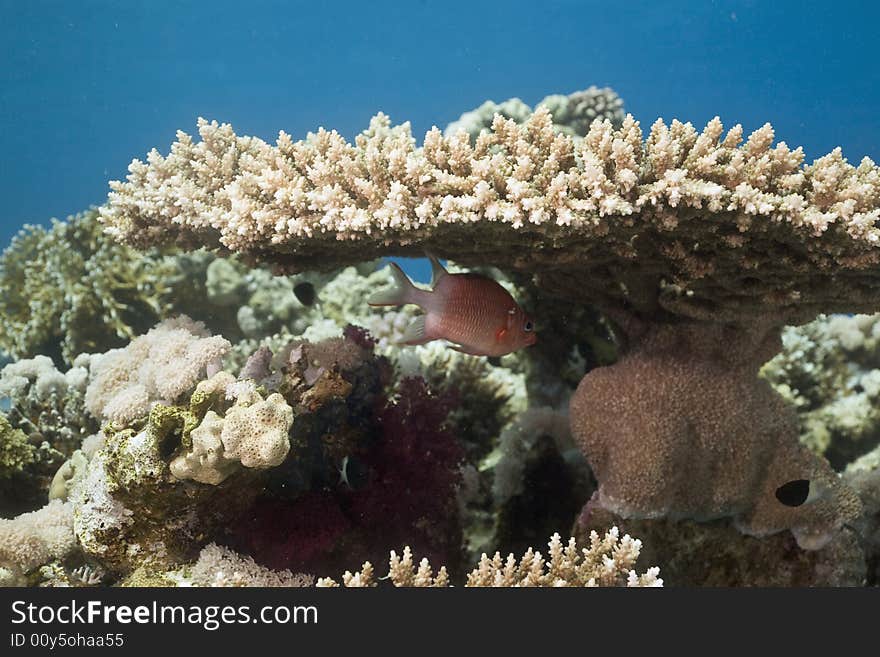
(226, 375, 464, 575)
(347, 377, 464, 564)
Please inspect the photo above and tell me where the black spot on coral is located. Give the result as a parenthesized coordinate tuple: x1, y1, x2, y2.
(775, 479, 810, 507)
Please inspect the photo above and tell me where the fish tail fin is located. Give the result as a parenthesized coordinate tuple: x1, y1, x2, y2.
(368, 262, 421, 307)
(398, 315, 429, 345)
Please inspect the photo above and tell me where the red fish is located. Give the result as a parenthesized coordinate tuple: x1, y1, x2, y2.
(368, 255, 537, 357)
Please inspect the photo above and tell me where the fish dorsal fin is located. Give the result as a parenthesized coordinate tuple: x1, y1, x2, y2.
(368, 262, 416, 307)
(427, 253, 448, 288)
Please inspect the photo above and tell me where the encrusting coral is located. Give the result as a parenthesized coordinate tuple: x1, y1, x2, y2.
(317, 527, 661, 587)
(72, 335, 296, 572)
(577, 504, 865, 587)
(99, 107, 880, 550)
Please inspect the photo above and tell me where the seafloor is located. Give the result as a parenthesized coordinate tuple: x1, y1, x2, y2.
(1, 88, 878, 588)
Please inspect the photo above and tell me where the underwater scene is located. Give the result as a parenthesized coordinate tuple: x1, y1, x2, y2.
(1, 1, 879, 589)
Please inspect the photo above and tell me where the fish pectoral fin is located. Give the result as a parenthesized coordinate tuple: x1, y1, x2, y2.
(495, 326, 508, 342)
(397, 315, 430, 345)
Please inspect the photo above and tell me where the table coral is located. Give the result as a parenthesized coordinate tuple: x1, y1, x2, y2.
(99, 108, 880, 551)
(99, 109, 879, 320)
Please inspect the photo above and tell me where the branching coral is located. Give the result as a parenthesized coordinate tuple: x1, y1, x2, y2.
(0, 412, 36, 479)
(0, 354, 95, 457)
(0, 210, 181, 364)
(0, 355, 92, 514)
(317, 528, 661, 587)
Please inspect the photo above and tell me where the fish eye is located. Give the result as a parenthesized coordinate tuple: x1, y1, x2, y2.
(524, 320, 533, 332)
(775, 479, 811, 507)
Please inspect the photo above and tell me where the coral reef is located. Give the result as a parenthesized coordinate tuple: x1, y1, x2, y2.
(489, 407, 593, 558)
(0, 354, 93, 514)
(228, 374, 465, 577)
(0, 500, 77, 586)
(66, 316, 295, 574)
(0, 209, 380, 371)
(576, 503, 865, 587)
(317, 528, 661, 587)
(0, 412, 36, 479)
(445, 86, 626, 142)
(0, 210, 180, 364)
(4, 85, 880, 589)
(763, 313, 880, 468)
(71, 395, 268, 573)
(185, 543, 314, 587)
(98, 107, 880, 555)
(0, 355, 95, 454)
(843, 444, 880, 585)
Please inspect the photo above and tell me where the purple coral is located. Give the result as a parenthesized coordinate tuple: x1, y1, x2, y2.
(342, 324, 376, 350)
(226, 375, 464, 575)
(347, 377, 464, 566)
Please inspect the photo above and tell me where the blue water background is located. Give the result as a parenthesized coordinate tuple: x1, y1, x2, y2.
(1, 0, 878, 283)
